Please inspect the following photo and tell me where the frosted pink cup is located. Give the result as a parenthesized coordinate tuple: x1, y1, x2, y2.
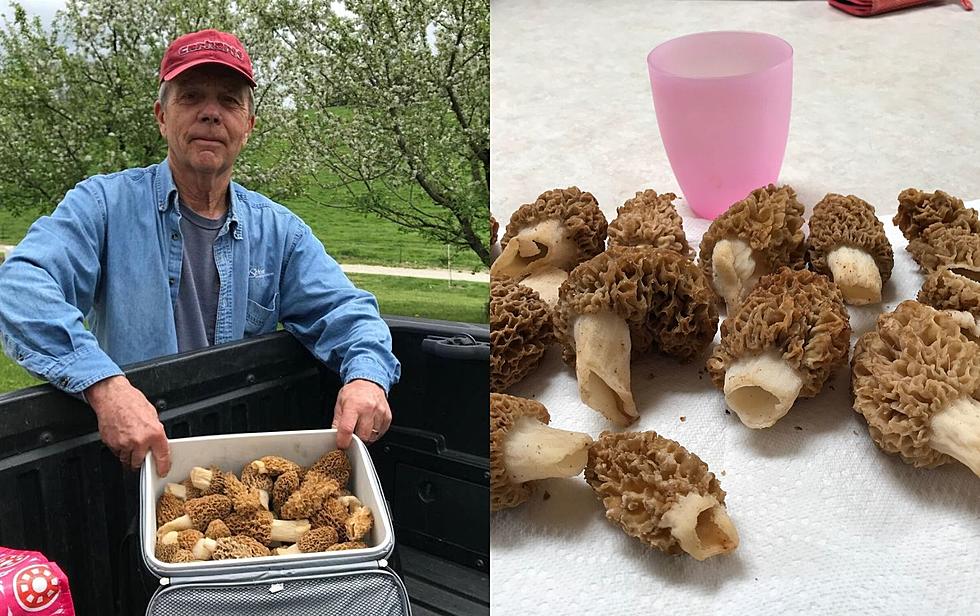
(647, 31, 793, 220)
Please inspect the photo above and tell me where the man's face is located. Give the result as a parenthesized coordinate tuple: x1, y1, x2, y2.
(154, 64, 255, 177)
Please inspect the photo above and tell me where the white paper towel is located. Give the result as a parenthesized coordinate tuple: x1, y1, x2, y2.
(490, 200, 980, 616)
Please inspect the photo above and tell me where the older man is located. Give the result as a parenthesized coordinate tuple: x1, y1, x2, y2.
(0, 29, 400, 476)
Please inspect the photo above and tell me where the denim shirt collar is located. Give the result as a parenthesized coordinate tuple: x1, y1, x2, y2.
(155, 157, 243, 240)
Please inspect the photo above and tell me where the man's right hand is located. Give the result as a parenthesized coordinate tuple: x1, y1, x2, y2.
(85, 375, 171, 476)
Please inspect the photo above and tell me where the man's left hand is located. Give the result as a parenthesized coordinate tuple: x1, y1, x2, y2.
(331, 379, 391, 449)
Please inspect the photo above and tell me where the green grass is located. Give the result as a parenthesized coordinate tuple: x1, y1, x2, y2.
(0, 273, 487, 394)
(349, 273, 488, 324)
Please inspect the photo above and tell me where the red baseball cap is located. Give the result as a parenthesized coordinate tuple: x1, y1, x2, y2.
(159, 29, 256, 87)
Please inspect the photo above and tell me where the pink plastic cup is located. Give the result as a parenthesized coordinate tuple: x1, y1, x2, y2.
(647, 31, 793, 220)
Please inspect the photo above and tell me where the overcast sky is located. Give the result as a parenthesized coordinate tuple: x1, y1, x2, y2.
(0, 0, 63, 27)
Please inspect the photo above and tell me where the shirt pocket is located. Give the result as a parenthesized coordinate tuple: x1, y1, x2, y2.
(245, 274, 279, 334)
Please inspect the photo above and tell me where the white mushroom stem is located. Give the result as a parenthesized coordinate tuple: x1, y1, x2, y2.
(165, 483, 187, 500)
(190, 467, 214, 491)
(659, 493, 739, 561)
(519, 265, 569, 306)
(930, 396, 980, 477)
(712, 238, 762, 313)
(157, 515, 194, 536)
(502, 415, 593, 484)
(572, 312, 637, 425)
(941, 310, 980, 339)
(724, 350, 803, 428)
(827, 246, 882, 305)
(257, 489, 270, 510)
(191, 537, 218, 561)
(160, 531, 179, 546)
(271, 519, 311, 543)
(490, 219, 577, 278)
(276, 544, 301, 556)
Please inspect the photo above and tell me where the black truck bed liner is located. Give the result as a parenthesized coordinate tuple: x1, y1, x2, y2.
(0, 317, 489, 615)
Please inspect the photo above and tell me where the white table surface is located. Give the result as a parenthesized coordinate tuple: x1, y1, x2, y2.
(490, 2, 980, 614)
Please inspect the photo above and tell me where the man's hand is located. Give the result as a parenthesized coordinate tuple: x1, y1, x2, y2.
(85, 375, 171, 476)
(331, 379, 391, 449)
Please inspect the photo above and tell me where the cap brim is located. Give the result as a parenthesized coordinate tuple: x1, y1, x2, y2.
(162, 58, 256, 88)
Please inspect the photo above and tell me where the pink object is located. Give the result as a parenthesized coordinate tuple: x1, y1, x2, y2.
(828, 0, 972, 16)
(0, 547, 75, 615)
(647, 31, 794, 220)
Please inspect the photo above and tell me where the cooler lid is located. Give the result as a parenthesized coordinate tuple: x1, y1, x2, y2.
(146, 567, 411, 616)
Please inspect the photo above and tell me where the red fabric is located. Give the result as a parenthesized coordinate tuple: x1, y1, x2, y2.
(159, 28, 256, 86)
(0, 547, 75, 615)
(828, 0, 972, 15)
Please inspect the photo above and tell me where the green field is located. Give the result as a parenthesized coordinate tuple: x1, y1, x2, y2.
(0, 273, 487, 394)
(0, 181, 486, 272)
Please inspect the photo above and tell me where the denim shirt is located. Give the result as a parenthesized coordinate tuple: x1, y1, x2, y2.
(0, 159, 401, 395)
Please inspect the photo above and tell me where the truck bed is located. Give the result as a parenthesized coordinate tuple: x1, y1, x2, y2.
(0, 317, 489, 614)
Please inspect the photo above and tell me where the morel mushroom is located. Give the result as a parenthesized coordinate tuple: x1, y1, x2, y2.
(554, 246, 718, 425)
(607, 189, 692, 257)
(707, 268, 850, 429)
(585, 431, 738, 561)
(907, 225, 980, 272)
(212, 535, 272, 560)
(309, 450, 352, 487)
(490, 276, 554, 392)
(205, 519, 231, 540)
(156, 492, 184, 527)
(276, 526, 341, 555)
(807, 193, 893, 305)
(272, 470, 301, 515)
(226, 508, 312, 547)
(698, 184, 806, 313)
(280, 472, 340, 520)
(156, 494, 232, 536)
(490, 393, 593, 512)
(491, 187, 608, 280)
(155, 532, 196, 564)
(852, 301, 980, 476)
(918, 264, 980, 317)
(893, 188, 980, 241)
(327, 541, 368, 551)
(189, 466, 228, 496)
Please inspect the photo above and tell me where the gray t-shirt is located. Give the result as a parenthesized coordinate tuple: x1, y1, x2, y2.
(173, 200, 226, 352)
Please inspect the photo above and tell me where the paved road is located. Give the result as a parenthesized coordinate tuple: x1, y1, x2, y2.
(0, 243, 488, 283)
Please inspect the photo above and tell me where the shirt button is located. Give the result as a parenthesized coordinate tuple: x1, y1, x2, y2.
(169, 277, 175, 286)
(171, 232, 179, 241)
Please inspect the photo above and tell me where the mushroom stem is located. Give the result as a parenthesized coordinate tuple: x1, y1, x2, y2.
(827, 246, 882, 305)
(712, 238, 761, 312)
(490, 219, 576, 278)
(165, 483, 187, 500)
(659, 493, 739, 561)
(519, 265, 568, 306)
(930, 396, 980, 477)
(572, 312, 637, 425)
(157, 514, 194, 536)
(723, 350, 803, 428)
(270, 519, 312, 543)
(502, 415, 593, 483)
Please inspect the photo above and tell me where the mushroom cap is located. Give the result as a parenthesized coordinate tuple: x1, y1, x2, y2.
(297, 526, 340, 552)
(326, 541, 368, 551)
(893, 188, 980, 241)
(585, 431, 727, 555)
(345, 506, 374, 542)
(309, 450, 352, 488)
(699, 184, 806, 284)
(707, 268, 850, 398)
(177, 529, 204, 551)
(907, 225, 980, 272)
(200, 466, 228, 496)
(205, 519, 232, 540)
(241, 462, 275, 492)
(258, 456, 302, 477)
(554, 246, 719, 363)
(490, 392, 550, 511)
(852, 300, 980, 467)
(272, 469, 302, 515)
(281, 473, 340, 520)
(212, 535, 271, 560)
(223, 473, 263, 513)
(226, 508, 275, 546)
(918, 265, 980, 317)
(156, 492, 185, 527)
(500, 187, 608, 267)
(490, 276, 554, 392)
(181, 479, 203, 500)
(311, 496, 350, 540)
(807, 193, 893, 283)
(154, 542, 181, 563)
(607, 189, 692, 256)
(185, 495, 233, 531)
